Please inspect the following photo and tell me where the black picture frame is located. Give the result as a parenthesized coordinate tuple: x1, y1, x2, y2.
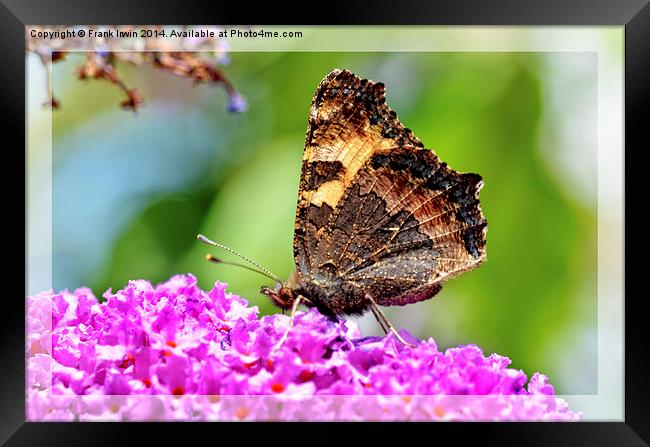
(3, 0, 647, 444)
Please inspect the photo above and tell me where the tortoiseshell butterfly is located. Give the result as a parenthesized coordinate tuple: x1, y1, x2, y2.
(199, 69, 487, 348)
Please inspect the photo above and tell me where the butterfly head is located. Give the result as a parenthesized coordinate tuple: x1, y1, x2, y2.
(260, 282, 297, 310)
(260, 270, 303, 309)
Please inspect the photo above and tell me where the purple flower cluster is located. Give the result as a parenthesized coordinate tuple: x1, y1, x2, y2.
(27, 274, 580, 421)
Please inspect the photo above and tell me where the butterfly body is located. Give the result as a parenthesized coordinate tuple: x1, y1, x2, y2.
(263, 69, 488, 319)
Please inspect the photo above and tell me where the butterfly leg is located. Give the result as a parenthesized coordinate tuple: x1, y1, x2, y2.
(271, 295, 303, 353)
(366, 294, 416, 348)
(369, 304, 390, 335)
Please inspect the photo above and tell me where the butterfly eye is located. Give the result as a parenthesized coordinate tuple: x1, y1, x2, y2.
(260, 286, 274, 297)
(261, 286, 295, 311)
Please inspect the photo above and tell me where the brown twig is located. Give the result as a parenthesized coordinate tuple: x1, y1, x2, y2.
(26, 25, 245, 112)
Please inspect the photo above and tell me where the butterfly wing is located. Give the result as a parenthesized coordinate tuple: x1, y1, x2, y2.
(294, 69, 424, 278)
(294, 69, 486, 312)
(329, 145, 486, 306)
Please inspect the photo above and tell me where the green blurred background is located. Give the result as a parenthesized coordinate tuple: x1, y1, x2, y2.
(46, 51, 599, 394)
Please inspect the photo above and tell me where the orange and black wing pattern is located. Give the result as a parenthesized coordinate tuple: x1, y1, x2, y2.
(293, 69, 487, 314)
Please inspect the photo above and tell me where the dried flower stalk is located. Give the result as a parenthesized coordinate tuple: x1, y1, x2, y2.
(26, 25, 246, 112)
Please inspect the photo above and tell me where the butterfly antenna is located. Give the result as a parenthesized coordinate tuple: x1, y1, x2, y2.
(197, 234, 281, 283)
(205, 254, 279, 282)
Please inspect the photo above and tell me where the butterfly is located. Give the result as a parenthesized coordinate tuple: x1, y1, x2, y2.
(199, 68, 487, 349)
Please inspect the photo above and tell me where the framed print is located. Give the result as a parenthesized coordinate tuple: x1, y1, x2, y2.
(2, 0, 648, 444)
